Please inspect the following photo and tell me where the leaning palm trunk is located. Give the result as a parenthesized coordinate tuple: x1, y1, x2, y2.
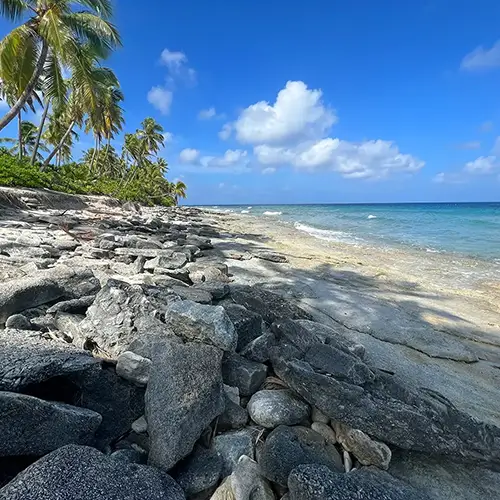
(0, 42, 48, 132)
(17, 111, 23, 161)
(31, 98, 51, 166)
(43, 119, 76, 168)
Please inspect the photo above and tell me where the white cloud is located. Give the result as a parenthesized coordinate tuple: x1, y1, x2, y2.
(218, 182, 225, 189)
(254, 138, 423, 179)
(198, 107, 217, 120)
(163, 132, 174, 143)
(147, 86, 173, 115)
(234, 81, 336, 145)
(219, 123, 233, 140)
(262, 167, 276, 175)
(160, 49, 196, 84)
(464, 155, 496, 174)
(433, 172, 466, 184)
(201, 149, 248, 168)
(461, 41, 500, 71)
(228, 80, 423, 180)
(179, 148, 200, 164)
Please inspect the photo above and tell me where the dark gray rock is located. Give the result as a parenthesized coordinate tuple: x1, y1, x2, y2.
(219, 394, 249, 430)
(389, 450, 500, 500)
(46, 295, 95, 315)
(240, 331, 276, 363)
(190, 266, 229, 284)
(271, 342, 500, 468)
(116, 351, 152, 386)
(222, 353, 267, 396)
(288, 464, 429, 500)
(248, 390, 310, 428)
(155, 267, 191, 283)
(170, 286, 212, 304)
(0, 266, 100, 324)
(185, 235, 213, 250)
(5, 314, 31, 330)
(136, 238, 163, 250)
(166, 300, 236, 351)
(255, 252, 288, 263)
(146, 341, 225, 471)
(259, 426, 343, 487)
(0, 445, 185, 500)
(212, 429, 256, 477)
(110, 448, 148, 465)
(0, 392, 101, 456)
(228, 285, 312, 325)
(195, 281, 230, 300)
(69, 364, 145, 449)
(79, 279, 176, 357)
(173, 446, 223, 497)
(114, 247, 178, 258)
(223, 303, 263, 351)
(0, 329, 98, 392)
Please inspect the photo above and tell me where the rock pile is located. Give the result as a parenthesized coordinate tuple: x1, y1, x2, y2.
(0, 199, 498, 499)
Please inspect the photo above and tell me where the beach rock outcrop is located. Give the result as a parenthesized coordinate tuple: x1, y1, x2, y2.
(228, 285, 312, 325)
(0, 445, 185, 500)
(146, 340, 225, 471)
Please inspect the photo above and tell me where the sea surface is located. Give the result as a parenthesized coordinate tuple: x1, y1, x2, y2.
(205, 203, 500, 262)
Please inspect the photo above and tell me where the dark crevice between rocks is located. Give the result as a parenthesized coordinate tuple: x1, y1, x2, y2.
(0, 456, 39, 487)
(21, 376, 82, 405)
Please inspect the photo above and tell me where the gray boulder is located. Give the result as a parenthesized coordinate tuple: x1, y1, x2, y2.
(0, 392, 101, 456)
(0, 445, 185, 500)
(271, 340, 500, 468)
(222, 353, 267, 396)
(195, 281, 230, 299)
(170, 286, 212, 304)
(146, 341, 225, 471)
(228, 285, 312, 325)
(185, 235, 213, 249)
(5, 314, 31, 330)
(166, 300, 237, 351)
(212, 429, 256, 477)
(0, 266, 100, 324)
(259, 426, 343, 487)
(79, 279, 176, 357)
(248, 390, 310, 428)
(144, 253, 188, 271)
(219, 394, 249, 430)
(172, 446, 223, 497)
(116, 351, 152, 386)
(288, 464, 429, 500)
(240, 331, 276, 363)
(0, 329, 98, 392)
(255, 252, 288, 263)
(46, 295, 95, 315)
(223, 303, 263, 351)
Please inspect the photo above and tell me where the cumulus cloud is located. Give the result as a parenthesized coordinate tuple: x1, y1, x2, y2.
(262, 167, 276, 175)
(179, 148, 200, 164)
(464, 155, 497, 174)
(160, 49, 196, 85)
(147, 86, 173, 115)
(229, 80, 423, 180)
(234, 81, 336, 145)
(219, 123, 233, 140)
(198, 149, 250, 173)
(163, 132, 174, 143)
(433, 172, 467, 184)
(461, 41, 500, 71)
(198, 107, 217, 120)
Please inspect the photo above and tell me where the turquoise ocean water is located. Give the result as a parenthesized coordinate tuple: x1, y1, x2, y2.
(206, 203, 500, 262)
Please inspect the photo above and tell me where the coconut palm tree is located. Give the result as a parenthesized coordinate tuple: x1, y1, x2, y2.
(0, 0, 120, 132)
(136, 118, 165, 157)
(0, 120, 49, 160)
(43, 106, 78, 164)
(170, 180, 187, 205)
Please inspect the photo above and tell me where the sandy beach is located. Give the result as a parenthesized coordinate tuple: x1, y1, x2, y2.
(205, 210, 500, 428)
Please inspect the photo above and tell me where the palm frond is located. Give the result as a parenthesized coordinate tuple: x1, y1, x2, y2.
(74, 0, 113, 19)
(0, 0, 28, 21)
(43, 52, 68, 108)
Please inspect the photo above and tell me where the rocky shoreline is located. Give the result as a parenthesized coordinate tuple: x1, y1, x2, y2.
(0, 191, 499, 499)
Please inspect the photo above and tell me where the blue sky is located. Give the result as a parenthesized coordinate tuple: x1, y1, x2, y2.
(2, 0, 500, 204)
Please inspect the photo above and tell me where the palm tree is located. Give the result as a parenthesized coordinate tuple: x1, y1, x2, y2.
(0, 120, 49, 160)
(170, 180, 187, 205)
(137, 118, 165, 157)
(43, 106, 78, 164)
(43, 61, 119, 167)
(0, 0, 121, 132)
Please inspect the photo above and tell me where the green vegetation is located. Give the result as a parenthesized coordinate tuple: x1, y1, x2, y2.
(0, 0, 186, 206)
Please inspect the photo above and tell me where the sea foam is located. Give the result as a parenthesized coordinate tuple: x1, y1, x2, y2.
(263, 211, 282, 216)
(295, 222, 359, 244)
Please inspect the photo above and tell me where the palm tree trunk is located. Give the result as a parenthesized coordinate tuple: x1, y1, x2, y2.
(31, 98, 51, 166)
(0, 41, 48, 132)
(43, 120, 76, 168)
(18, 111, 23, 161)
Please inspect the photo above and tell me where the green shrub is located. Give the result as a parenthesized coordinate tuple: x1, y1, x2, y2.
(0, 151, 53, 188)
